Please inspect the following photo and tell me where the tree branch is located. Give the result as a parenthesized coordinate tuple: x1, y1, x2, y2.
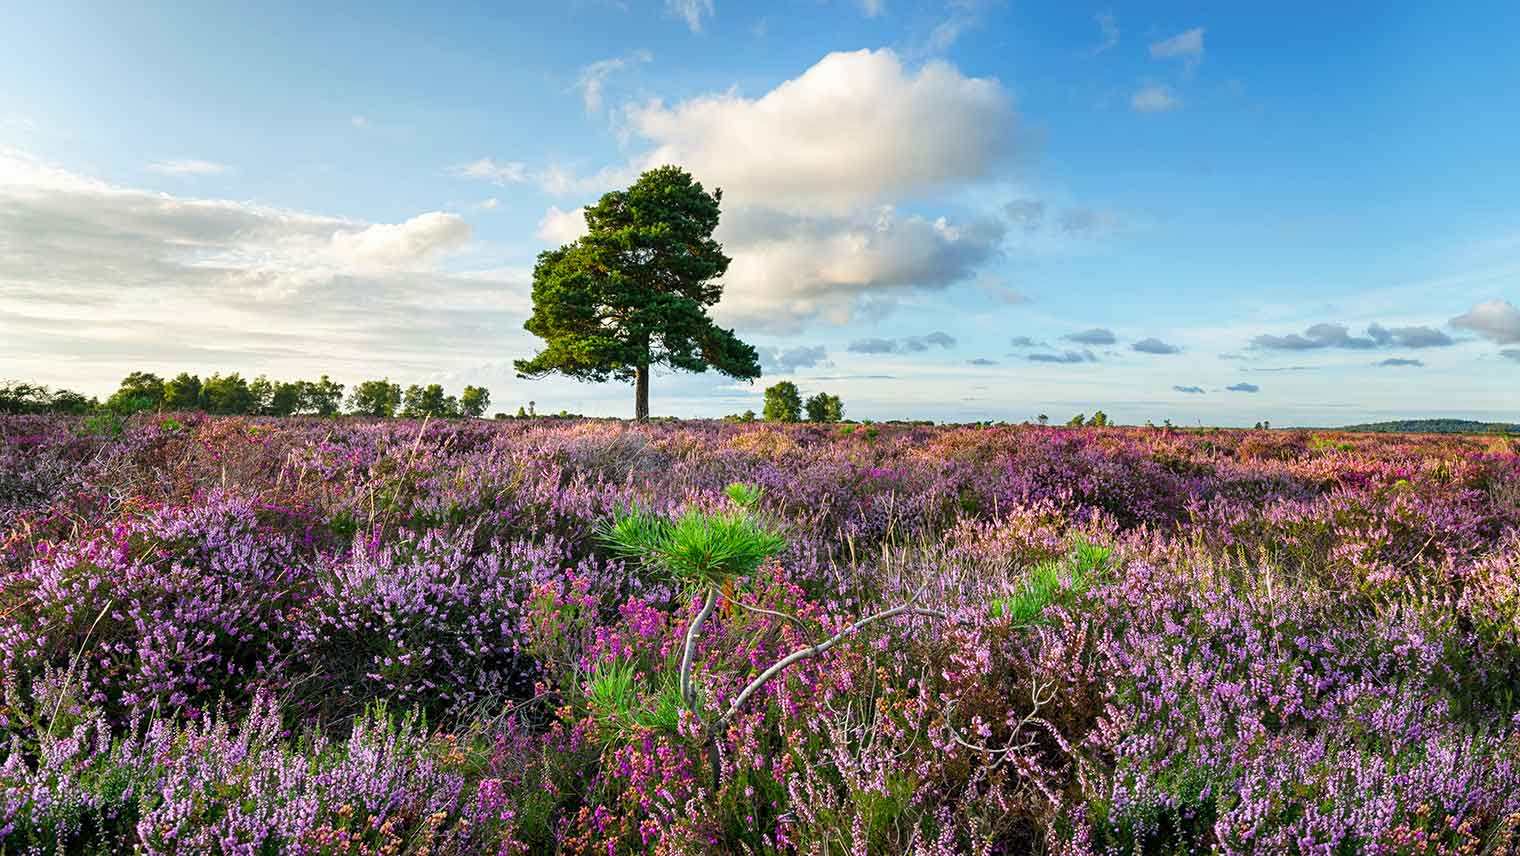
(709, 587, 944, 735)
(679, 587, 719, 708)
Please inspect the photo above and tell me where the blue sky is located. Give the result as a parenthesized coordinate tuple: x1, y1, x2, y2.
(2, 0, 1518, 425)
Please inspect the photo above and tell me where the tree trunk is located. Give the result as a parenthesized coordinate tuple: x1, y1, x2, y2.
(635, 363, 649, 422)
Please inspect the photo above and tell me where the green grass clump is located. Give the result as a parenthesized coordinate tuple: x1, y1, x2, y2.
(587, 659, 685, 740)
(599, 483, 786, 586)
(990, 538, 1112, 626)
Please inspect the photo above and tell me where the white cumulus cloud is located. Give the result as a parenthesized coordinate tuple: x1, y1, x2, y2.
(622, 48, 1016, 213)
(536, 206, 590, 244)
(1451, 299, 1520, 344)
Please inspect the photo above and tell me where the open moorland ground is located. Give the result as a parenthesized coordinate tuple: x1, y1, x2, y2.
(2, 414, 1519, 854)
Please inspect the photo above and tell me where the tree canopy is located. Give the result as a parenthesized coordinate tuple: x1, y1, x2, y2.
(805, 392, 844, 423)
(514, 165, 761, 421)
(763, 382, 802, 423)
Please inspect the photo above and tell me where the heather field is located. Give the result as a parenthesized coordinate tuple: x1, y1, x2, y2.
(2, 414, 1519, 855)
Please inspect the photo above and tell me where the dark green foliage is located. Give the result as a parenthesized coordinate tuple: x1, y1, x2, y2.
(763, 382, 802, 422)
(1337, 418, 1520, 435)
(267, 381, 305, 416)
(459, 385, 491, 418)
(247, 376, 274, 414)
(401, 383, 458, 418)
(349, 379, 404, 418)
(0, 382, 95, 414)
(162, 372, 203, 410)
(200, 373, 254, 415)
(514, 165, 761, 419)
(0, 382, 54, 414)
(304, 375, 345, 416)
(46, 389, 94, 414)
(805, 392, 844, 423)
(106, 371, 165, 413)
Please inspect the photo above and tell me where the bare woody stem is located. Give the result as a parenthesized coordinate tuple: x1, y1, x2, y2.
(708, 587, 946, 736)
(679, 586, 720, 708)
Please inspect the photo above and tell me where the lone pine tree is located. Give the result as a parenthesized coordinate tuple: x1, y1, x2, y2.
(514, 166, 761, 421)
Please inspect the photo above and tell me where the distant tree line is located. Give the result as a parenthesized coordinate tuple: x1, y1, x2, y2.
(1, 373, 490, 418)
(0, 381, 96, 415)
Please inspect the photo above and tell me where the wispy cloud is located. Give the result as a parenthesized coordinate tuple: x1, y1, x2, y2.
(1253, 321, 1455, 351)
(1063, 327, 1116, 345)
(1132, 337, 1182, 354)
(575, 49, 653, 113)
(447, 158, 529, 185)
(1090, 12, 1119, 55)
(1004, 198, 1045, 231)
(1130, 84, 1182, 113)
(847, 331, 957, 354)
(1149, 26, 1205, 70)
(666, 0, 714, 32)
(760, 345, 830, 373)
(1028, 349, 1097, 364)
(147, 159, 230, 176)
(1059, 207, 1119, 233)
(1173, 385, 1205, 394)
(1226, 382, 1260, 393)
(1378, 358, 1424, 367)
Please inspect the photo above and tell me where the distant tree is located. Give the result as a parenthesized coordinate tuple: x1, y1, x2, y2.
(107, 372, 165, 413)
(805, 392, 844, 423)
(268, 381, 305, 417)
(763, 382, 802, 423)
(1067, 413, 1086, 427)
(402, 383, 457, 418)
(0, 381, 52, 414)
(349, 379, 404, 418)
(247, 376, 274, 415)
(201, 373, 255, 414)
(515, 406, 528, 418)
(49, 389, 94, 414)
(163, 373, 203, 411)
(1088, 411, 1109, 427)
(514, 166, 761, 421)
(459, 385, 491, 418)
(304, 376, 345, 416)
(1253, 421, 1264, 431)
(1037, 414, 1049, 426)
